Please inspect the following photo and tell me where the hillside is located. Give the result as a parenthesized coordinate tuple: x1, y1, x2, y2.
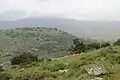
(0, 27, 90, 64)
(1, 46, 120, 80)
(0, 17, 120, 40)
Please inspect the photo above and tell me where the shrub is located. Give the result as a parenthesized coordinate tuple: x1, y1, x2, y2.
(0, 65, 4, 71)
(38, 58, 45, 62)
(54, 63, 66, 71)
(11, 52, 38, 65)
(0, 73, 10, 80)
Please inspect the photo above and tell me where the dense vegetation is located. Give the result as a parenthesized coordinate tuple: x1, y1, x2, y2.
(69, 38, 110, 54)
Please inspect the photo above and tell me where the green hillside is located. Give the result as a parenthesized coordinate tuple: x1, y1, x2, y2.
(0, 27, 91, 64)
(1, 46, 120, 80)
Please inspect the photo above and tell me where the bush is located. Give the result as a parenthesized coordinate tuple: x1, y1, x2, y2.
(0, 65, 4, 71)
(53, 63, 66, 71)
(11, 51, 38, 65)
(0, 73, 10, 80)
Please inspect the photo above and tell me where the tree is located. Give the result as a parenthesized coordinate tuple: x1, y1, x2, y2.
(70, 39, 86, 54)
(86, 43, 101, 50)
(101, 42, 110, 48)
(114, 39, 120, 46)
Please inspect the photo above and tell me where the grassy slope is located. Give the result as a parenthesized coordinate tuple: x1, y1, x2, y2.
(5, 46, 120, 80)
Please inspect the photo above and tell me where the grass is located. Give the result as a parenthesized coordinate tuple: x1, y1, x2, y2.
(0, 46, 120, 80)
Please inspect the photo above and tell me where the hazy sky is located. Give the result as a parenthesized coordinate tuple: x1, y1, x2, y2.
(0, 0, 120, 21)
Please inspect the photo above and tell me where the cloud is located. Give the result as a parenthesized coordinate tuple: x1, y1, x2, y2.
(0, 10, 27, 21)
(0, 0, 120, 21)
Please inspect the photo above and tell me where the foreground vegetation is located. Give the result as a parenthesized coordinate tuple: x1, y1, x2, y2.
(0, 46, 120, 80)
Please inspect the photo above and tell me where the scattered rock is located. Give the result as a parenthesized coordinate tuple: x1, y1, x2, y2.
(85, 64, 106, 76)
(58, 69, 68, 73)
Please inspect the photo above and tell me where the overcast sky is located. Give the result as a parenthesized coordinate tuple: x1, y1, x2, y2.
(0, 0, 120, 21)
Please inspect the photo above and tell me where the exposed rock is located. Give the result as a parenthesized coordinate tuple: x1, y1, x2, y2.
(58, 69, 68, 73)
(85, 64, 106, 76)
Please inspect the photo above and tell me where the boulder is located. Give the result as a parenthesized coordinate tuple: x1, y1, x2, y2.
(85, 64, 106, 76)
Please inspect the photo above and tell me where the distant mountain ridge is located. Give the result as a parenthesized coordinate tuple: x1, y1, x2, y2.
(0, 17, 120, 40)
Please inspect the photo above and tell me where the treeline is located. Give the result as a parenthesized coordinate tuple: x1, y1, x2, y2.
(69, 38, 120, 55)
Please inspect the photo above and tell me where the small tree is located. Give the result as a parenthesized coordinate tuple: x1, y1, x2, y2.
(114, 39, 120, 46)
(86, 43, 101, 50)
(70, 39, 86, 54)
(101, 42, 110, 48)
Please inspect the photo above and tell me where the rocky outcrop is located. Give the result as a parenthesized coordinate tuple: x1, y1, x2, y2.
(85, 64, 107, 76)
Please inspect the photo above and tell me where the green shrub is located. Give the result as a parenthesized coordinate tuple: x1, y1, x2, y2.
(99, 47, 114, 57)
(53, 63, 66, 71)
(0, 65, 4, 71)
(0, 73, 11, 80)
(11, 52, 38, 65)
(38, 58, 45, 62)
